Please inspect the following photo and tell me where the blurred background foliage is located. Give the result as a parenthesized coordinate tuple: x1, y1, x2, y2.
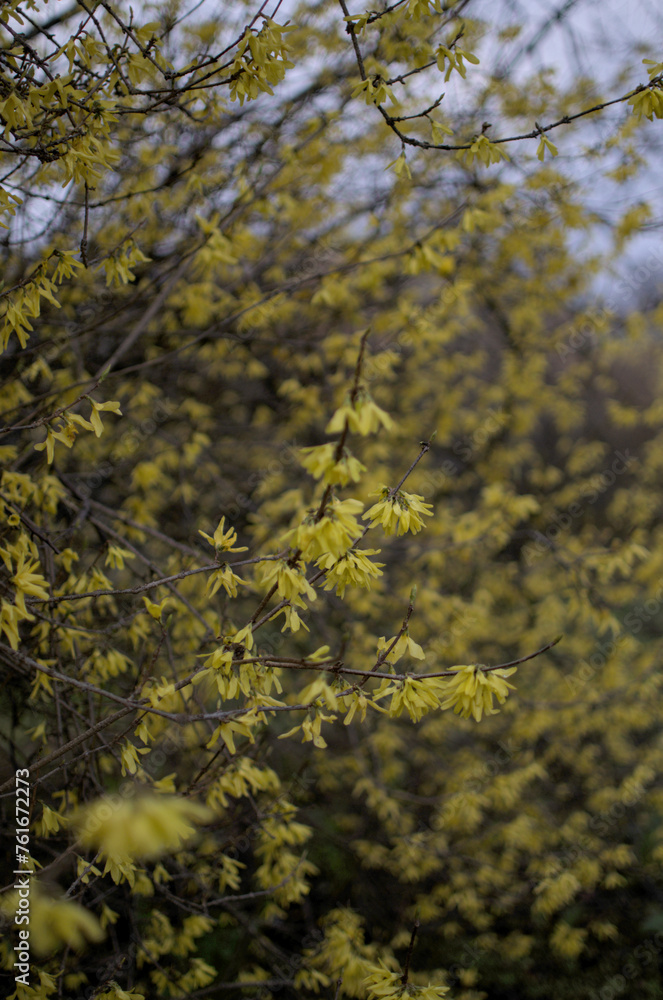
(1, 0, 663, 998)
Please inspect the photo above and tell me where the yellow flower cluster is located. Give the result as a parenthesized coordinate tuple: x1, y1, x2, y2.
(462, 134, 510, 167)
(373, 660, 517, 723)
(34, 399, 122, 463)
(363, 487, 433, 536)
(73, 795, 214, 867)
(318, 547, 384, 597)
(363, 961, 449, 1000)
(229, 19, 296, 104)
(377, 631, 425, 663)
(326, 391, 394, 436)
(0, 884, 104, 957)
(261, 557, 317, 607)
(436, 43, 480, 81)
(299, 441, 366, 485)
(102, 241, 150, 286)
(285, 497, 364, 559)
(628, 86, 663, 121)
(384, 676, 442, 723)
(0, 184, 22, 230)
(438, 663, 517, 721)
(0, 533, 49, 648)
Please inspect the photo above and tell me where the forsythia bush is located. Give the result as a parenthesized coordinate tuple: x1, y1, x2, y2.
(1, 1, 663, 998)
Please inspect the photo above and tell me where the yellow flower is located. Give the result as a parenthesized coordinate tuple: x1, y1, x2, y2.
(88, 398, 122, 437)
(286, 497, 364, 559)
(342, 689, 368, 725)
(436, 43, 480, 81)
(436, 664, 517, 721)
(326, 391, 394, 436)
(208, 716, 257, 753)
(12, 557, 50, 602)
(536, 134, 558, 160)
(261, 558, 317, 607)
(363, 961, 449, 1000)
(386, 151, 412, 179)
(206, 564, 248, 598)
(105, 544, 134, 569)
(142, 595, 174, 620)
(318, 547, 383, 597)
(299, 442, 366, 484)
(72, 794, 214, 865)
(628, 87, 663, 121)
(233, 623, 255, 650)
(363, 486, 433, 535)
(377, 631, 425, 663)
(199, 515, 248, 552)
(355, 396, 395, 434)
(0, 883, 104, 957)
(351, 76, 395, 105)
(278, 605, 310, 632)
(292, 709, 335, 748)
(2, 534, 50, 620)
(34, 422, 77, 463)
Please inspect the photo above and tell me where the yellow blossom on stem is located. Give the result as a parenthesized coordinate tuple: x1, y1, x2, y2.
(72, 794, 214, 865)
(326, 390, 394, 436)
(628, 86, 663, 120)
(381, 676, 442, 722)
(277, 605, 310, 632)
(317, 548, 384, 597)
(199, 515, 248, 552)
(377, 631, 425, 663)
(299, 442, 366, 485)
(285, 497, 364, 559)
(34, 422, 77, 464)
(87, 398, 122, 437)
(142, 595, 173, 620)
(436, 664, 517, 721)
(363, 486, 433, 536)
(261, 558, 317, 607)
(363, 961, 449, 1000)
(206, 564, 248, 598)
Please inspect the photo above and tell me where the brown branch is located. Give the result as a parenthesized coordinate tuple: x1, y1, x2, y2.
(400, 916, 419, 986)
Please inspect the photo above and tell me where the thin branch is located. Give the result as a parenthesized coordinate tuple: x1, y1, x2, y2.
(80, 182, 89, 268)
(400, 916, 419, 986)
